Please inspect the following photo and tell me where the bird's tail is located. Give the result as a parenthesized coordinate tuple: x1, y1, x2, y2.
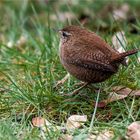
(111, 49, 138, 65)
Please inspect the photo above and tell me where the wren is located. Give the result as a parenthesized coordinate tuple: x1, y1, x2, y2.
(58, 26, 138, 88)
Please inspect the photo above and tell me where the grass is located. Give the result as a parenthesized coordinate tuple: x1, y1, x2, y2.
(0, 0, 140, 139)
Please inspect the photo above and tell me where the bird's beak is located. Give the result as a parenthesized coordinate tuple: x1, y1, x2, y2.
(52, 28, 62, 37)
(58, 30, 62, 35)
(52, 28, 61, 33)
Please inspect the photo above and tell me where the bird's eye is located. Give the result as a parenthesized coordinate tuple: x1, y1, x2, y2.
(62, 31, 71, 37)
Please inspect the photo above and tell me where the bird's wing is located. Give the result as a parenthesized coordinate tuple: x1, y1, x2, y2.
(65, 43, 116, 72)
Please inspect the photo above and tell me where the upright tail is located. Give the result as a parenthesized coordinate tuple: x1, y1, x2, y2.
(111, 49, 138, 65)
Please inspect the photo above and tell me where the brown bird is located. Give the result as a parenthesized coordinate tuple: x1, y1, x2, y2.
(58, 25, 138, 95)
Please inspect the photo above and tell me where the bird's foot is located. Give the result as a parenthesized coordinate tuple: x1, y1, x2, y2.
(63, 82, 89, 96)
(73, 81, 86, 87)
(54, 73, 70, 89)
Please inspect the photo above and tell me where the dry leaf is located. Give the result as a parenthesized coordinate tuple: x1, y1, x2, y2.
(104, 92, 128, 104)
(104, 86, 140, 105)
(60, 134, 73, 140)
(97, 86, 140, 107)
(16, 35, 27, 46)
(66, 115, 87, 130)
(58, 12, 75, 22)
(32, 116, 66, 134)
(112, 86, 132, 95)
(138, 57, 140, 63)
(127, 121, 140, 140)
(87, 130, 114, 140)
(113, 86, 140, 96)
(0, 33, 6, 43)
(32, 117, 46, 127)
(113, 4, 129, 20)
(7, 40, 14, 48)
(133, 90, 140, 96)
(96, 130, 114, 140)
(50, 12, 75, 22)
(32, 117, 52, 128)
(112, 31, 127, 53)
(86, 134, 96, 140)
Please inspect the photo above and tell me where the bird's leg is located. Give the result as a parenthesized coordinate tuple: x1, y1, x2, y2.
(65, 82, 89, 96)
(54, 73, 70, 89)
(73, 81, 85, 87)
(90, 85, 100, 92)
(74, 82, 99, 91)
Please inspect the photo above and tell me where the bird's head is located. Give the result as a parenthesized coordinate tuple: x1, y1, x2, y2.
(58, 26, 85, 44)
